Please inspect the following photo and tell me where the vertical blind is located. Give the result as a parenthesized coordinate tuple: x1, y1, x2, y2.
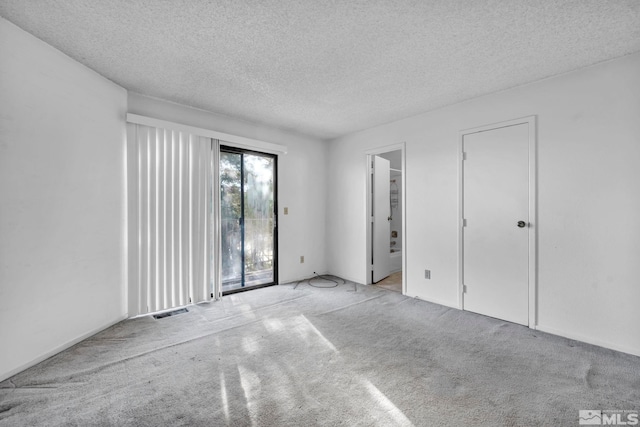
(127, 123, 219, 316)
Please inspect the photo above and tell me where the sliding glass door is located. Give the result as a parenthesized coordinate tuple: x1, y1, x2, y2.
(220, 147, 277, 293)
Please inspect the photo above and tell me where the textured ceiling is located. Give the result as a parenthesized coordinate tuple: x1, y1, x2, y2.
(1, 1, 639, 140)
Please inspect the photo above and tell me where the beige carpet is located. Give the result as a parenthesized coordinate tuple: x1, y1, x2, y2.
(374, 271, 402, 293)
(2, 279, 639, 426)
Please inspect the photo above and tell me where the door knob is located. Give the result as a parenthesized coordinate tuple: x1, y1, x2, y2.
(517, 221, 526, 228)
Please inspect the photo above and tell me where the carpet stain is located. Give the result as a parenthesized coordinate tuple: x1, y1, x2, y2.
(583, 364, 596, 389)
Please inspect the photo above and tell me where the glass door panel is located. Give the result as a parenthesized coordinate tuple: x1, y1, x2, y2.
(243, 153, 275, 287)
(220, 152, 243, 290)
(220, 148, 277, 293)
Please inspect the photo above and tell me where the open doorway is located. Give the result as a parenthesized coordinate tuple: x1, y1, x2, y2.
(366, 144, 405, 294)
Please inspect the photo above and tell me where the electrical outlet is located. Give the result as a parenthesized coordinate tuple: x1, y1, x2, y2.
(425, 269, 431, 279)
(300, 256, 304, 263)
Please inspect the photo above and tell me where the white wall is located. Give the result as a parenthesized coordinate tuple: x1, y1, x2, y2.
(0, 18, 128, 381)
(128, 93, 328, 283)
(380, 150, 402, 170)
(326, 53, 640, 356)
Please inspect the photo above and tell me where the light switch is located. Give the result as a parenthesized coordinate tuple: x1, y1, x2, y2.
(284, 207, 289, 215)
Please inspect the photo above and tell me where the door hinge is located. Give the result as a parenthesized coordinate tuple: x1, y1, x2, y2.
(462, 152, 467, 161)
(463, 285, 467, 293)
(462, 218, 467, 227)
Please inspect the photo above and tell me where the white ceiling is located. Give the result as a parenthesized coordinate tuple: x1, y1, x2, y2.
(2, 1, 639, 140)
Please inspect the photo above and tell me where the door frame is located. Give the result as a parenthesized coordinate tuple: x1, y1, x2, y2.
(458, 116, 537, 327)
(220, 145, 278, 295)
(365, 143, 406, 294)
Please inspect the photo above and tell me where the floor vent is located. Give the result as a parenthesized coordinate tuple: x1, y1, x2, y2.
(153, 308, 188, 319)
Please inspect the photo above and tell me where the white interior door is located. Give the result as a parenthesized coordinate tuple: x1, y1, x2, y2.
(373, 155, 391, 283)
(462, 123, 529, 325)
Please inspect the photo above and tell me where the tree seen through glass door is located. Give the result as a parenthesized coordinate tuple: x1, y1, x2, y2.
(220, 149, 275, 292)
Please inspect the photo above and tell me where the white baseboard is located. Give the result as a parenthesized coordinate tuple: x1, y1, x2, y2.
(535, 324, 640, 358)
(0, 314, 127, 383)
(278, 274, 317, 284)
(410, 294, 459, 310)
(337, 274, 364, 285)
